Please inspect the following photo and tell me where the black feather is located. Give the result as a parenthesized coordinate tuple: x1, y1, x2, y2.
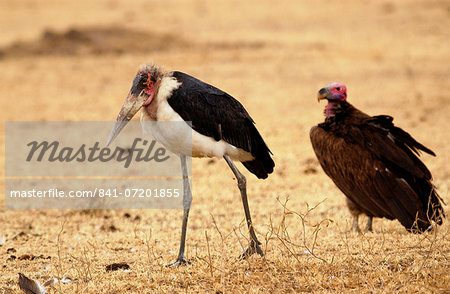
(168, 71, 274, 178)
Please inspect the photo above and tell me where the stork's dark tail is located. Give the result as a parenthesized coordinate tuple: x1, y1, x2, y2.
(242, 125, 274, 179)
(243, 157, 274, 179)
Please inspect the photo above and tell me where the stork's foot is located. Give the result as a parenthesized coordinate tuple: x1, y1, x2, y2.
(167, 256, 192, 268)
(240, 239, 264, 259)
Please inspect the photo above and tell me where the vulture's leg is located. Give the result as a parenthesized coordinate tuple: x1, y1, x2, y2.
(346, 198, 362, 233)
(351, 215, 361, 233)
(167, 155, 192, 267)
(365, 216, 373, 232)
(223, 155, 263, 259)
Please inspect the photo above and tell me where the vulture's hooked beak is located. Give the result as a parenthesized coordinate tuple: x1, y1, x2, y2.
(317, 87, 330, 102)
(106, 89, 147, 146)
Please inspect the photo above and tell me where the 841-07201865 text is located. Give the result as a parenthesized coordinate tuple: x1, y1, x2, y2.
(9, 188, 180, 199)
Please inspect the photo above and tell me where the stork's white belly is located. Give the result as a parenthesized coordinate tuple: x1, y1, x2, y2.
(141, 110, 253, 161)
(139, 75, 253, 161)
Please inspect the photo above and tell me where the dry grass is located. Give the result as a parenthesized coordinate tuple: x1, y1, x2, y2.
(0, 0, 449, 293)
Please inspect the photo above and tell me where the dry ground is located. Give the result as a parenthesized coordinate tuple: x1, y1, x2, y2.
(0, 0, 449, 293)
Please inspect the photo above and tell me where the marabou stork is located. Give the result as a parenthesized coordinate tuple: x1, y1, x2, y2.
(310, 82, 445, 233)
(107, 63, 274, 266)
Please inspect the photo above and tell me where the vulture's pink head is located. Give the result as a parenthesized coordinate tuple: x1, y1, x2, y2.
(317, 82, 347, 102)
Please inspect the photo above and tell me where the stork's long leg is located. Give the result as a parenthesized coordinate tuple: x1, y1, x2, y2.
(223, 155, 263, 259)
(167, 155, 192, 267)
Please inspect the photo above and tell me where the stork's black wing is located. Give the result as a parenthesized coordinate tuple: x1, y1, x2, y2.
(310, 111, 444, 232)
(167, 71, 274, 179)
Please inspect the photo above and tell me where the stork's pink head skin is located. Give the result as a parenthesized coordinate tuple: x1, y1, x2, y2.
(129, 64, 162, 106)
(317, 82, 347, 102)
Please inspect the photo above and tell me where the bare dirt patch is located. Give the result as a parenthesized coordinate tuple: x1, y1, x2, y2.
(0, 25, 268, 60)
(0, 26, 188, 58)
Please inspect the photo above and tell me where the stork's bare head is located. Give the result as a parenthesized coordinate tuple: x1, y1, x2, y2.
(317, 82, 347, 102)
(107, 63, 163, 146)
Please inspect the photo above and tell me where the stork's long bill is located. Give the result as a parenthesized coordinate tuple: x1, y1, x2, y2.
(106, 73, 157, 146)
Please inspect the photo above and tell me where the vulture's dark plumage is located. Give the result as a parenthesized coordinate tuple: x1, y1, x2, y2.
(310, 82, 445, 233)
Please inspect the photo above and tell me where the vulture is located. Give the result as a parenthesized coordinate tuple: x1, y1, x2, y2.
(310, 82, 445, 233)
